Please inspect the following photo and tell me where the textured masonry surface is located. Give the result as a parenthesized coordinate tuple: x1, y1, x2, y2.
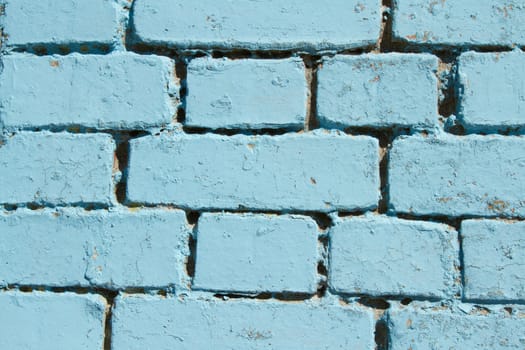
(1, 0, 525, 348)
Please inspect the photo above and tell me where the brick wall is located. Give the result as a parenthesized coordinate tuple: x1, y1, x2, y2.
(1, 0, 524, 349)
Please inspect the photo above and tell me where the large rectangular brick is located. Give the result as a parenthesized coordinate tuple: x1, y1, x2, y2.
(186, 57, 307, 130)
(0, 132, 114, 206)
(329, 215, 459, 298)
(458, 50, 525, 132)
(0, 208, 189, 289)
(127, 132, 380, 211)
(389, 134, 525, 217)
(2, 0, 118, 49)
(0, 53, 176, 130)
(393, 0, 525, 46)
(318, 53, 438, 129)
(389, 304, 525, 349)
(193, 213, 319, 294)
(131, 0, 381, 51)
(462, 219, 525, 302)
(0, 292, 106, 350)
(112, 295, 375, 349)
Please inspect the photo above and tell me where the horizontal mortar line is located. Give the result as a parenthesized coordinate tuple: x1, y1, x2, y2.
(3, 125, 155, 136)
(211, 291, 316, 302)
(4, 124, 525, 138)
(6, 42, 115, 56)
(335, 291, 450, 304)
(4, 204, 523, 225)
(4, 42, 518, 59)
(395, 213, 525, 225)
(462, 297, 525, 306)
(1, 202, 114, 211)
(1, 284, 150, 296)
(126, 44, 374, 59)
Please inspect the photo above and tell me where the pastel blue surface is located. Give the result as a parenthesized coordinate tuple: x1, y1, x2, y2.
(0, 132, 115, 206)
(388, 303, 525, 349)
(458, 50, 525, 132)
(112, 295, 375, 349)
(0, 292, 106, 350)
(393, 0, 525, 46)
(329, 215, 459, 298)
(462, 219, 525, 302)
(132, 0, 381, 50)
(193, 213, 319, 294)
(186, 57, 307, 130)
(318, 53, 438, 129)
(2, 0, 119, 48)
(0, 53, 176, 130)
(0, 208, 190, 289)
(127, 131, 380, 211)
(389, 134, 525, 217)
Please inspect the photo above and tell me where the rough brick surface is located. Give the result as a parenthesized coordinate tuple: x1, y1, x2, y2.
(329, 215, 459, 298)
(127, 131, 380, 211)
(0, 53, 176, 130)
(317, 53, 438, 129)
(186, 57, 307, 130)
(393, 0, 525, 46)
(0, 292, 106, 350)
(388, 303, 525, 349)
(112, 295, 375, 350)
(458, 50, 525, 132)
(389, 134, 525, 217)
(193, 213, 319, 294)
(2, 0, 119, 49)
(131, 0, 381, 50)
(0, 132, 114, 206)
(462, 219, 525, 302)
(0, 208, 189, 289)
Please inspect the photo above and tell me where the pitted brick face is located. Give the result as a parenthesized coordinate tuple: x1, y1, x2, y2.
(1, 1, 524, 349)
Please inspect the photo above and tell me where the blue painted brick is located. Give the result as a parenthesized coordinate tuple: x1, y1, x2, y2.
(2, 0, 119, 49)
(127, 131, 380, 212)
(0, 132, 115, 206)
(318, 53, 438, 129)
(112, 295, 375, 349)
(131, 0, 381, 51)
(388, 303, 525, 349)
(0, 292, 106, 350)
(329, 215, 459, 298)
(458, 50, 525, 132)
(193, 213, 319, 294)
(393, 0, 525, 46)
(0, 208, 190, 289)
(0, 53, 177, 130)
(186, 57, 307, 130)
(389, 134, 525, 217)
(462, 219, 525, 302)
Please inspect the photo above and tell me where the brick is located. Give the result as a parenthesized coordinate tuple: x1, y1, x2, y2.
(318, 53, 438, 129)
(0, 132, 114, 206)
(186, 57, 307, 130)
(393, 0, 525, 46)
(462, 219, 525, 302)
(458, 50, 525, 132)
(389, 134, 525, 217)
(2, 0, 118, 49)
(193, 213, 319, 294)
(389, 304, 525, 349)
(131, 0, 381, 51)
(112, 295, 375, 349)
(0, 53, 176, 130)
(0, 208, 189, 289)
(0, 292, 106, 350)
(329, 215, 459, 298)
(127, 131, 380, 211)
